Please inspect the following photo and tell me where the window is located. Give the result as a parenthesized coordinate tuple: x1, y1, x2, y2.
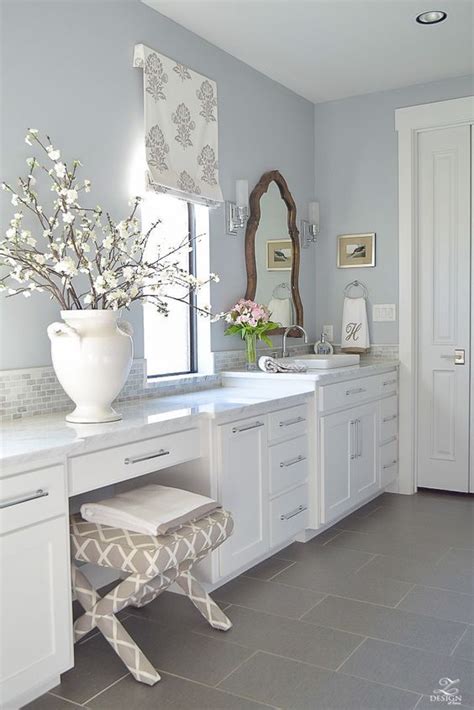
(142, 193, 209, 378)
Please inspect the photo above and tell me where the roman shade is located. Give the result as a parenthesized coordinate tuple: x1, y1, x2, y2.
(133, 43, 223, 207)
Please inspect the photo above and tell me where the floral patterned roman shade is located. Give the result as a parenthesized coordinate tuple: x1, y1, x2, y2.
(133, 44, 223, 207)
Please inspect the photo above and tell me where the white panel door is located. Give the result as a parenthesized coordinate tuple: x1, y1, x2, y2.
(320, 410, 352, 524)
(417, 125, 471, 492)
(218, 417, 269, 577)
(351, 403, 379, 504)
(0, 516, 73, 707)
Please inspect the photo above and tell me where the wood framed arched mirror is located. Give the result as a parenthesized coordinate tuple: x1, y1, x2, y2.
(244, 170, 303, 336)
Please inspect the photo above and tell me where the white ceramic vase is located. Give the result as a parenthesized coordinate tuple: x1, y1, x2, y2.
(47, 310, 134, 423)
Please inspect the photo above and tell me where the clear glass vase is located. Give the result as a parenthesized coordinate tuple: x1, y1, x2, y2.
(245, 332, 257, 370)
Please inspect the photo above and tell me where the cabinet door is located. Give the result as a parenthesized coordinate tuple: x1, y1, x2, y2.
(351, 403, 379, 503)
(218, 416, 269, 577)
(320, 410, 352, 524)
(0, 516, 73, 707)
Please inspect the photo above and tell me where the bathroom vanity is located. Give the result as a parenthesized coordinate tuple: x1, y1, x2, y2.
(223, 360, 399, 529)
(0, 387, 313, 708)
(0, 361, 398, 707)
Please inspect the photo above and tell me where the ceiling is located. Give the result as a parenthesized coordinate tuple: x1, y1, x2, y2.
(142, 0, 473, 103)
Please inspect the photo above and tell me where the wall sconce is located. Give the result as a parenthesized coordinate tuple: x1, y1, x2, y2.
(301, 201, 320, 248)
(226, 179, 249, 235)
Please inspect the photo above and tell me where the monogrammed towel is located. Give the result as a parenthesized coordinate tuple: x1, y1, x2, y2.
(341, 297, 370, 353)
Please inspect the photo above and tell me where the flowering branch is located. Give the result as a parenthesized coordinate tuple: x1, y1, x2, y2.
(0, 130, 219, 314)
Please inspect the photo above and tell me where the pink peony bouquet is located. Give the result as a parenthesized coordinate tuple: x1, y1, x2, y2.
(225, 299, 280, 368)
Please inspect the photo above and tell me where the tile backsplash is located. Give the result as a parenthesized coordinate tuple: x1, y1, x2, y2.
(0, 360, 219, 423)
(0, 344, 398, 422)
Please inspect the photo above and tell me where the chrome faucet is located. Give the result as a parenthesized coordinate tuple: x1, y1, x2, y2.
(282, 325, 308, 358)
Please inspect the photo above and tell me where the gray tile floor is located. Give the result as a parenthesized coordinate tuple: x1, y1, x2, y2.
(26, 491, 474, 710)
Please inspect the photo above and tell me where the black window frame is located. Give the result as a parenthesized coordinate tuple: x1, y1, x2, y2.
(146, 202, 198, 379)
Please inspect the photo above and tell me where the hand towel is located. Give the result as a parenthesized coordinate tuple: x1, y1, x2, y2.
(80, 484, 220, 536)
(258, 356, 307, 373)
(268, 298, 292, 328)
(341, 297, 370, 353)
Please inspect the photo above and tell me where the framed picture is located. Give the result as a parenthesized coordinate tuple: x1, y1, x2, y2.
(337, 232, 376, 268)
(267, 239, 293, 271)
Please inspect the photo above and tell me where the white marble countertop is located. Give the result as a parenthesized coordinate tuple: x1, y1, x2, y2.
(0, 386, 313, 470)
(223, 359, 399, 386)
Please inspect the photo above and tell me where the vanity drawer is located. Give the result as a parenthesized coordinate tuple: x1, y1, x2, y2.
(380, 439, 398, 487)
(380, 395, 398, 444)
(377, 371, 398, 397)
(318, 375, 378, 412)
(270, 484, 308, 548)
(0, 465, 67, 535)
(68, 427, 201, 496)
(268, 404, 307, 442)
(269, 436, 308, 497)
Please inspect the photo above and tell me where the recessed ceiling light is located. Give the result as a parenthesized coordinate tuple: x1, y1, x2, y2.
(416, 10, 447, 24)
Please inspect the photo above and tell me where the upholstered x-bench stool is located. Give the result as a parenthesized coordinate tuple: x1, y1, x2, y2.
(70, 509, 234, 686)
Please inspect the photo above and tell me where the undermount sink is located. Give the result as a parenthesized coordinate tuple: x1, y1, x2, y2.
(288, 354, 360, 369)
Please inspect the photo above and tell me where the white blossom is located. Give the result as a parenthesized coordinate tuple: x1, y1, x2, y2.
(117, 221, 128, 238)
(47, 146, 61, 161)
(62, 212, 74, 224)
(11, 193, 19, 206)
(65, 189, 78, 204)
(54, 257, 77, 276)
(54, 162, 66, 178)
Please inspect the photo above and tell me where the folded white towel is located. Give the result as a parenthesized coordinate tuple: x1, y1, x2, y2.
(268, 298, 292, 328)
(80, 484, 220, 536)
(258, 356, 307, 373)
(341, 297, 370, 353)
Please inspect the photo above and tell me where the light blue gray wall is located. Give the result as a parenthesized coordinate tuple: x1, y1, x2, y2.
(0, 0, 316, 369)
(314, 74, 474, 345)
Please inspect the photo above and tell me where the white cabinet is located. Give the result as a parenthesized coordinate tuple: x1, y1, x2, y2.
(320, 400, 382, 524)
(216, 400, 310, 580)
(320, 409, 352, 523)
(0, 466, 73, 708)
(218, 416, 269, 577)
(351, 403, 379, 505)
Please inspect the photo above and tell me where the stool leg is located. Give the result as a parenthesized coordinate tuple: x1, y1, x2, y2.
(176, 569, 232, 631)
(128, 568, 178, 609)
(95, 613, 160, 686)
(71, 564, 160, 685)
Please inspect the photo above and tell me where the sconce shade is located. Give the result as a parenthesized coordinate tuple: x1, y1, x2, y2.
(308, 201, 320, 226)
(236, 180, 249, 208)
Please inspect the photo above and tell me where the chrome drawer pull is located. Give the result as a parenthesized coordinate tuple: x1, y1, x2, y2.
(345, 387, 366, 396)
(280, 455, 306, 468)
(232, 421, 264, 434)
(383, 414, 397, 423)
(383, 379, 397, 386)
(280, 504, 307, 521)
(279, 416, 306, 427)
(0, 488, 49, 510)
(383, 460, 398, 470)
(125, 449, 170, 465)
